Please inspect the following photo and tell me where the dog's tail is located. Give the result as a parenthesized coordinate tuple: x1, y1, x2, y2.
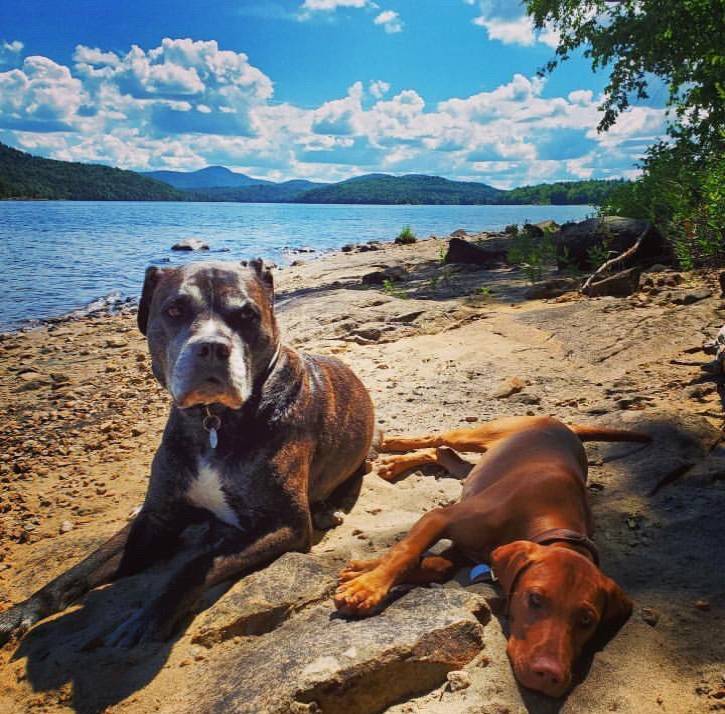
(570, 424, 652, 443)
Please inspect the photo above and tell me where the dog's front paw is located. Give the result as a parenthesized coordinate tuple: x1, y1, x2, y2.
(103, 606, 171, 649)
(334, 567, 394, 616)
(0, 602, 39, 646)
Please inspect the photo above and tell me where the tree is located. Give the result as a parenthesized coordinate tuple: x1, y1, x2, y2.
(524, 0, 724, 266)
(525, 0, 725, 150)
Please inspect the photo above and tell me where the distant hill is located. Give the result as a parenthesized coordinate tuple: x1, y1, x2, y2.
(296, 173, 505, 205)
(188, 179, 328, 203)
(142, 166, 271, 189)
(0, 144, 626, 206)
(0, 142, 183, 201)
(501, 179, 628, 206)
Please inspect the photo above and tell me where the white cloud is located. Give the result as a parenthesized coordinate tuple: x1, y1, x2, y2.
(469, 1, 560, 48)
(369, 79, 390, 99)
(301, 0, 370, 10)
(0, 39, 24, 68)
(0, 38, 667, 185)
(2, 40, 24, 54)
(374, 10, 404, 33)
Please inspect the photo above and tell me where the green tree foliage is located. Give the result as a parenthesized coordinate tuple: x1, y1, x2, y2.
(502, 179, 625, 205)
(0, 142, 184, 201)
(525, 0, 725, 266)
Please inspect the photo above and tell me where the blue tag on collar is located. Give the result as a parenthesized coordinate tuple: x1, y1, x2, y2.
(469, 563, 493, 584)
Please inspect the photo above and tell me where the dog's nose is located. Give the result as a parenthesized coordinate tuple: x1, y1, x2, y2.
(529, 656, 569, 693)
(196, 339, 231, 362)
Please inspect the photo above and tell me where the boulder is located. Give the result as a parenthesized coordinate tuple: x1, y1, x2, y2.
(584, 267, 642, 298)
(554, 217, 669, 270)
(524, 277, 580, 300)
(180, 587, 489, 714)
(171, 238, 209, 251)
(444, 237, 509, 267)
(362, 265, 408, 285)
(450, 229, 469, 238)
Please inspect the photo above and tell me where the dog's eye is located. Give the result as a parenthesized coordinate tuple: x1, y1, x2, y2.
(233, 304, 260, 323)
(579, 611, 595, 628)
(528, 591, 544, 609)
(165, 303, 185, 319)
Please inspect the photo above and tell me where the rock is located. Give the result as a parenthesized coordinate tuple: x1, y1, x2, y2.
(493, 377, 527, 399)
(191, 553, 339, 647)
(535, 219, 559, 233)
(352, 327, 382, 343)
(362, 265, 408, 285)
(444, 237, 508, 267)
(671, 289, 712, 305)
(450, 229, 469, 238)
(684, 384, 715, 401)
(446, 669, 472, 691)
(694, 599, 711, 611)
(641, 607, 659, 626)
(341, 244, 355, 253)
(59, 520, 74, 534)
(719, 270, 725, 296)
(171, 239, 209, 251)
(524, 277, 580, 300)
(554, 217, 669, 270)
(585, 267, 641, 298)
(183, 587, 488, 714)
(105, 338, 128, 348)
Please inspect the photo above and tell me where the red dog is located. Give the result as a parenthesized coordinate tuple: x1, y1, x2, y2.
(334, 416, 649, 697)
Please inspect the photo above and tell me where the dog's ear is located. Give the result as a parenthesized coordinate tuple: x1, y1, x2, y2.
(490, 540, 541, 598)
(590, 575, 633, 650)
(138, 266, 162, 336)
(245, 258, 274, 301)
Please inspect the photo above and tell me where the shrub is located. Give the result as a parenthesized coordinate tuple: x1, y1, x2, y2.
(504, 224, 519, 236)
(395, 225, 417, 245)
(507, 232, 557, 283)
(602, 141, 724, 269)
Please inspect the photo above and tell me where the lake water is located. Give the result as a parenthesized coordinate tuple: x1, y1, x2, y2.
(0, 201, 594, 330)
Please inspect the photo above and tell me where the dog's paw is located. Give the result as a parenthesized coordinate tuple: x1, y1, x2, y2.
(338, 558, 380, 582)
(0, 602, 38, 646)
(103, 607, 169, 649)
(376, 455, 409, 481)
(334, 568, 393, 616)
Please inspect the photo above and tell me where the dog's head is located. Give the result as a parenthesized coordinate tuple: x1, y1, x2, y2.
(137, 259, 279, 410)
(491, 540, 632, 698)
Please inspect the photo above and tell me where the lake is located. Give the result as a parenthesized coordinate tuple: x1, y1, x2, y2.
(0, 201, 594, 330)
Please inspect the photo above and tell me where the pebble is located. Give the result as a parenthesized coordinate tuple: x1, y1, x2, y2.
(447, 670, 472, 691)
(694, 599, 711, 611)
(59, 520, 74, 533)
(641, 607, 659, 626)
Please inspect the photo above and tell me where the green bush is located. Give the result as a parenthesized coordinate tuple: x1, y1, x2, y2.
(394, 225, 417, 245)
(602, 142, 724, 269)
(507, 232, 557, 283)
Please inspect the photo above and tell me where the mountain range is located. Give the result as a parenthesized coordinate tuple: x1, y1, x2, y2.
(1, 142, 624, 205)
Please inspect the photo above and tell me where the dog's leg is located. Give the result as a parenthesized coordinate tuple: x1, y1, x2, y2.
(105, 509, 313, 647)
(334, 503, 463, 615)
(377, 446, 474, 481)
(380, 416, 550, 454)
(0, 509, 184, 646)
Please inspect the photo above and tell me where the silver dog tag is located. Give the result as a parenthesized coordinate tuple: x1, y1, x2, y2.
(209, 428, 218, 449)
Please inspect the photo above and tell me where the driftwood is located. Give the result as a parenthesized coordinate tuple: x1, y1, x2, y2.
(581, 225, 649, 296)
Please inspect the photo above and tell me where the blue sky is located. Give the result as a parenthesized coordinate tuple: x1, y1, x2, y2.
(0, 0, 668, 187)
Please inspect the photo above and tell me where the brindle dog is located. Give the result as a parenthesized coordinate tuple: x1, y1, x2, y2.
(0, 260, 374, 647)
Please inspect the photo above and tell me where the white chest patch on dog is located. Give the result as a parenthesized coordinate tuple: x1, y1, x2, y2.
(187, 457, 240, 528)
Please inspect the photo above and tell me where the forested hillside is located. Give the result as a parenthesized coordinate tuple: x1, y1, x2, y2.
(0, 143, 183, 201)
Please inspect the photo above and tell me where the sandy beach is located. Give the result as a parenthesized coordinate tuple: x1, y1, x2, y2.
(1, 235, 724, 713)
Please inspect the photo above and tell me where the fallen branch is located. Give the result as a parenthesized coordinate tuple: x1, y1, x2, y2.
(581, 224, 649, 295)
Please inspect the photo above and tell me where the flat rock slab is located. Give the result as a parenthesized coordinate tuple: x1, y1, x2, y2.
(191, 552, 341, 646)
(176, 588, 489, 714)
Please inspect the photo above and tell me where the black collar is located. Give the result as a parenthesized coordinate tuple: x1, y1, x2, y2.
(529, 528, 600, 566)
